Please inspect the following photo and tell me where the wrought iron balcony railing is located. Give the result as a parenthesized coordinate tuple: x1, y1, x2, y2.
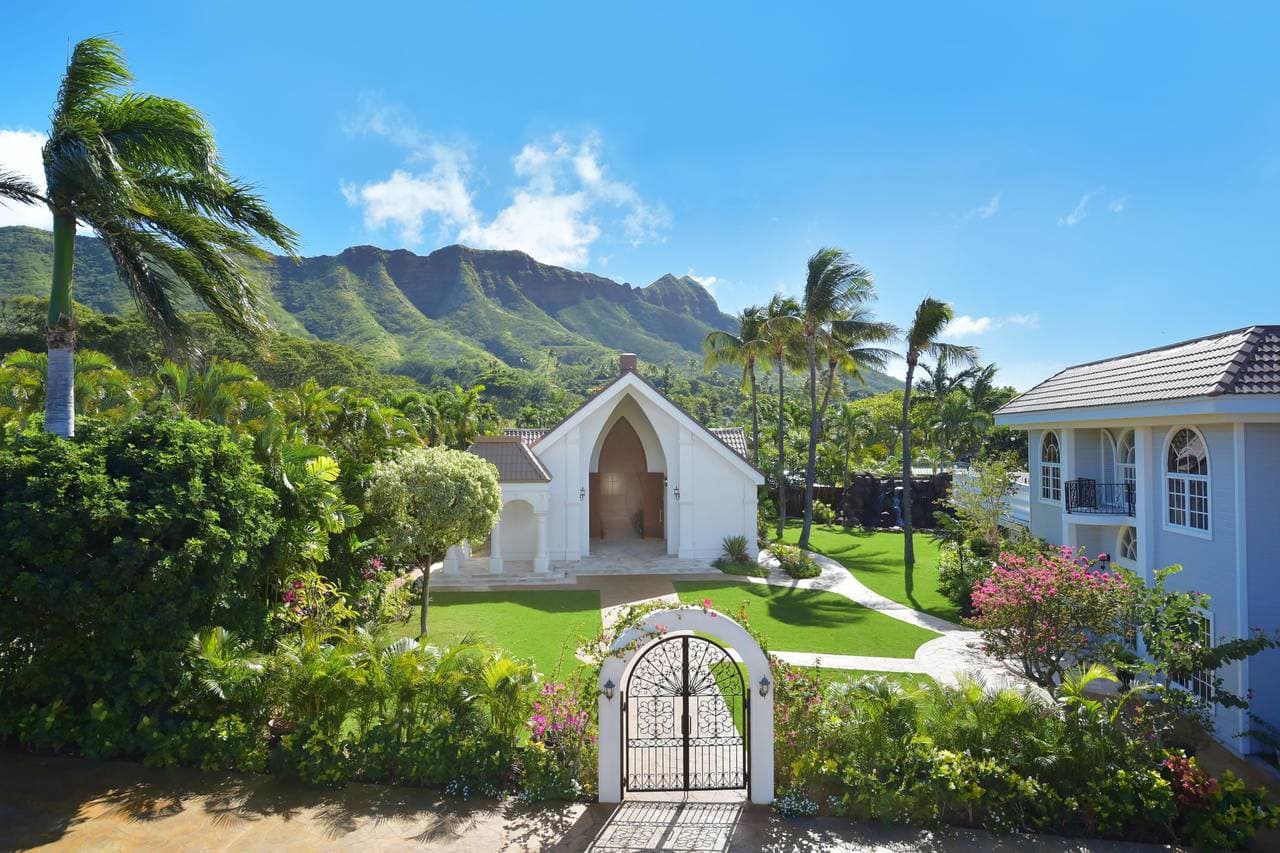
(1065, 479, 1135, 516)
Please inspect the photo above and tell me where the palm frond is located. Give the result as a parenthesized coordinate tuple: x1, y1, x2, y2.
(56, 36, 131, 119)
(0, 170, 44, 206)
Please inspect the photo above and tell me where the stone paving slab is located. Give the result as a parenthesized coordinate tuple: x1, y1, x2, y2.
(0, 753, 1175, 852)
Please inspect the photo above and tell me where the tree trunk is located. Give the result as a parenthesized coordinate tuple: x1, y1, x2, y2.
(800, 331, 818, 549)
(418, 551, 436, 637)
(776, 358, 786, 540)
(44, 212, 77, 438)
(748, 360, 760, 468)
(902, 362, 916, 593)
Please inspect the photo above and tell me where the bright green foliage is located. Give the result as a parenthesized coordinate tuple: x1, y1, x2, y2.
(770, 542, 822, 579)
(773, 662, 1280, 846)
(366, 447, 502, 634)
(673, 580, 939, 658)
(0, 417, 279, 752)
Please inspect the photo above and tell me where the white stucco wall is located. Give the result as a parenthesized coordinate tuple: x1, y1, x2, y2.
(532, 376, 761, 562)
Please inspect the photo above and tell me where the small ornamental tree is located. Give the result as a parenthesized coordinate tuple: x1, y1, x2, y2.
(969, 547, 1133, 688)
(365, 447, 501, 635)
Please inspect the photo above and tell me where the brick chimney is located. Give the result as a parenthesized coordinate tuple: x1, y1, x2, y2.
(619, 352, 638, 375)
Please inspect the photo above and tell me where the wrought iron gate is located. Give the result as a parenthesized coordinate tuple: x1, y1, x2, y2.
(623, 634, 748, 792)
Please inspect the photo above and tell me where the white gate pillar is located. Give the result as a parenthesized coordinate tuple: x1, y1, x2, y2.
(597, 606, 774, 805)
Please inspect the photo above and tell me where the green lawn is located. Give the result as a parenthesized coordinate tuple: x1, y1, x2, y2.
(391, 590, 602, 677)
(803, 667, 935, 691)
(782, 523, 962, 624)
(673, 580, 939, 659)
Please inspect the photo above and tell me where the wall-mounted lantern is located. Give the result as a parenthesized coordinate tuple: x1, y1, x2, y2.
(758, 676, 771, 697)
(579, 486, 586, 502)
(674, 484, 681, 501)
(601, 679, 615, 701)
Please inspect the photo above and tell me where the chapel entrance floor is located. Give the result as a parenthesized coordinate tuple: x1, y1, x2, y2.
(0, 752, 1175, 852)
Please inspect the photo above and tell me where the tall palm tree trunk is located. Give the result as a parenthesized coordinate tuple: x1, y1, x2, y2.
(776, 359, 787, 540)
(800, 333, 819, 548)
(748, 359, 760, 468)
(901, 363, 917, 593)
(45, 212, 76, 438)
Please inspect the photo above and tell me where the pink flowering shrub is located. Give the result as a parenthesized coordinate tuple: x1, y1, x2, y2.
(969, 547, 1134, 687)
(522, 681, 597, 799)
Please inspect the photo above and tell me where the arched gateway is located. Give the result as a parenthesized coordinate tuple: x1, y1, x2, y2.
(597, 607, 774, 804)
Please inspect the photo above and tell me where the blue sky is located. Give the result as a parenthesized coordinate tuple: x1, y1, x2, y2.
(2, 2, 1278, 388)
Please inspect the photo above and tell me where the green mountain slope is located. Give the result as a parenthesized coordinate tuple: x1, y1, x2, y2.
(0, 225, 901, 394)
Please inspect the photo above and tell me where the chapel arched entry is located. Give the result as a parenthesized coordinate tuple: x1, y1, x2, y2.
(589, 416, 664, 541)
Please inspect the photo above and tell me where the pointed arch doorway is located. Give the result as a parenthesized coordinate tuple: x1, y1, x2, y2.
(589, 416, 665, 543)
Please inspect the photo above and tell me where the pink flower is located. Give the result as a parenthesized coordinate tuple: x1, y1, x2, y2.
(370, 557, 384, 570)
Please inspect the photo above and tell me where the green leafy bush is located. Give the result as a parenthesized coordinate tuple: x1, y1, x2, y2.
(0, 416, 279, 753)
(772, 661, 1280, 847)
(812, 499, 834, 525)
(772, 542, 821, 579)
(935, 541, 989, 616)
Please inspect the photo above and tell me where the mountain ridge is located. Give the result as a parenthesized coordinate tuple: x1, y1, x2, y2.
(0, 225, 901, 394)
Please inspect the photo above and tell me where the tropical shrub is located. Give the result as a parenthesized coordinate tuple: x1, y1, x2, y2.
(772, 661, 1279, 846)
(969, 547, 1134, 688)
(365, 446, 502, 634)
(935, 541, 988, 616)
(0, 417, 279, 751)
(720, 534, 750, 563)
(714, 535, 767, 577)
(812, 499, 834, 525)
(772, 542, 821, 579)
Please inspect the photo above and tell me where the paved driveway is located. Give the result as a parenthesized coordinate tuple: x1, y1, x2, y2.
(1, 753, 1173, 852)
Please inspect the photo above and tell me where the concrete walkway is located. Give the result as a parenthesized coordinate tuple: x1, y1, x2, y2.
(586, 548, 1030, 693)
(0, 753, 1171, 852)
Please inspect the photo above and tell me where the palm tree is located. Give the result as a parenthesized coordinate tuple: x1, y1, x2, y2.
(703, 305, 768, 466)
(831, 403, 873, 488)
(798, 249, 901, 548)
(0, 37, 297, 437)
(914, 351, 976, 400)
(900, 298, 977, 593)
(762, 294, 803, 539)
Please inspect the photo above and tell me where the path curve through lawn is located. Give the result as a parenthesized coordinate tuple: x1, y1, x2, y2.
(750, 548, 1033, 692)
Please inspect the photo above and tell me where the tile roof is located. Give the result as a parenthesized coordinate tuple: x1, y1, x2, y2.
(504, 428, 548, 446)
(503, 425, 752, 461)
(710, 427, 749, 459)
(998, 325, 1280, 415)
(467, 436, 551, 483)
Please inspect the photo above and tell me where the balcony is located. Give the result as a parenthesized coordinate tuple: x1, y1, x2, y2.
(1066, 479, 1134, 516)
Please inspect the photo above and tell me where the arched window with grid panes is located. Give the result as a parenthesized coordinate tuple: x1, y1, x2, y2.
(1040, 431, 1061, 503)
(1166, 428, 1210, 533)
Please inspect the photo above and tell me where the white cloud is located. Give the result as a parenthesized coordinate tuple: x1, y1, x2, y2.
(342, 109, 669, 268)
(946, 312, 1040, 338)
(0, 129, 49, 229)
(1108, 195, 1128, 214)
(964, 192, 1001, 221)
(947, 315, 995, 337)
(1058, 192, 1092, 227)
(684, 268, 719, 291)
